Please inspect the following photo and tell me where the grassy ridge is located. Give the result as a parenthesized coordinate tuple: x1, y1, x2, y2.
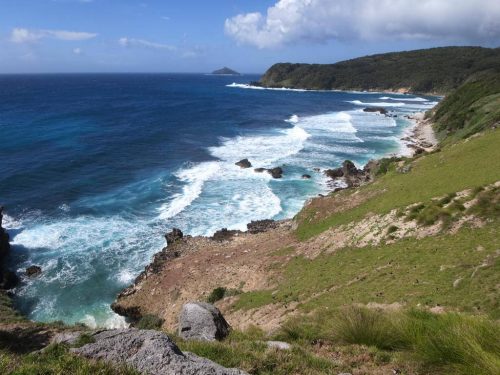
(295, 128, 500, 240)
(432, 71, 500, 142)
(259, 47, 500, 94)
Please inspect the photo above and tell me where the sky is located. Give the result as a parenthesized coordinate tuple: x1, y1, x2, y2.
(0, 0, 499, 74)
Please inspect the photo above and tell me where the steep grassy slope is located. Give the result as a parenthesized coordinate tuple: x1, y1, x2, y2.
(259, 47, 500, 94)
(296, 128, 500, 239)
(432, 71, 500, 142)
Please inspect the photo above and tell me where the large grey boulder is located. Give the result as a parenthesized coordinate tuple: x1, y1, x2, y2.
(71, 329, 247, 375)
(179, 302, 230, 341)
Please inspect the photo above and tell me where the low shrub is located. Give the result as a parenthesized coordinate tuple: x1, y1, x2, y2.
(136, 314, 164, 330)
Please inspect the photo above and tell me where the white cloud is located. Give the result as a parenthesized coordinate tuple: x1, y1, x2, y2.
(118, 37, 176, 51)
(225, 0, 500, 48)
(73, 47, 82, 55)
(10, 28, 97, 43)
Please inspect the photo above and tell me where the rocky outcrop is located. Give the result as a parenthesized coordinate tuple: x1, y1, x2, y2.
(26, 265, 42, 277)
(165, 228, 183, 245)
(363, 107, 388, 115)
(178, 302, 231, 341)
(235, 159, 252, 168)
(0, 206, 18, 290)
(212, 228, 241, 242)
(266, 167, 283, 179)
(302, 174, 311, 179)
(247, 219, 278, 234)
(254, 167, 283, 178)
(324, 160, 371, 188)
(72, 329, 247, 375)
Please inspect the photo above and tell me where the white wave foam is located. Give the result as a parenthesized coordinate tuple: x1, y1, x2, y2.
(158, 161, 220, 220)
(226, 82, 308, 92)
(285, 114, 299, 124)
(379, 96, 428, 102)
(209, 125, 310, 166)
(348, 100, 406, 107)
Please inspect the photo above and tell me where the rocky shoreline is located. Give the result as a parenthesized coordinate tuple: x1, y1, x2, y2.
(111, 116, 439, 327)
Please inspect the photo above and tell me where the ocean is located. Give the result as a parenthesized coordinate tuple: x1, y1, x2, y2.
(0, 73, 438, 327)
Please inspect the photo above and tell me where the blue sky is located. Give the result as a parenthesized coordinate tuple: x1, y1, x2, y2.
(1, 0, 499, 74)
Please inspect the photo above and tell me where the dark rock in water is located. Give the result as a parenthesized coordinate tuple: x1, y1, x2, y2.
(72, 329, 247, 375)
(247, 219, 277, 234)
(363, 107, 388, 115)
(324, 168, 343, 179)
(267, 167, 283, 178)
(26, 265, 42, 277)
(302, 174, 311, 179)
(212, 228, 240, 242)
(313, 167, 321, 172)
(165, 228, 183, 245)
(254, 167, 266, 173)
(178, 302, 231, 342)
(235, 158, 252, 168)
(342, 160, 359, 176)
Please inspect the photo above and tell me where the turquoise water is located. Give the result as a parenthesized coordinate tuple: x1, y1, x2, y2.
(0, 74, 437, 327)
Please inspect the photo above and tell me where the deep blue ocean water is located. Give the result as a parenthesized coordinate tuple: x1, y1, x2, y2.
(0, 74, 437, 327)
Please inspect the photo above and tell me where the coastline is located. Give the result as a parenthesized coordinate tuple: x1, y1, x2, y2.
(111, 111, 440, 331)
(1, 89, 438, 324)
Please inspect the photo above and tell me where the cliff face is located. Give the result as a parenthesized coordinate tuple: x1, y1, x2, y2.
(259, 46, 500, 94)
(0, 207, 17, 290)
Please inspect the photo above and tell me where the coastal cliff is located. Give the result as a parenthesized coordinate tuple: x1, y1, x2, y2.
(111, 67, 500, 373)
(258, 46, 500, 94)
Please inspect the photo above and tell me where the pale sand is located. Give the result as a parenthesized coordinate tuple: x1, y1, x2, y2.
(401, 112, 438, 155)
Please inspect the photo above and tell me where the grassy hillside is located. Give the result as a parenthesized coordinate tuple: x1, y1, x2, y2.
(259, 47, 500, 94)
(432, 71, 500, 142)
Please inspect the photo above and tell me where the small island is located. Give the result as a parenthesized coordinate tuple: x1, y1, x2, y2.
(211, 66, 240, 75)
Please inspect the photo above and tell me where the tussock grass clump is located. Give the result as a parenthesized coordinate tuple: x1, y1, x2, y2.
(467, 186, 500, 219)
(332, 307, 405, 350)
(207, 287, 242, 304)
(400, 310, 500, 375)
(136, 314, 164, 330)
(274, 307, 500, 375)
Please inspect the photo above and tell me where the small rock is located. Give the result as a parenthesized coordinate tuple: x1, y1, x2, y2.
(363, 107, 388, 115)
(165, 228, 183, 245)
(313, 167, 321, 172)
(235, 159, 252, 168)
(26, 265, 42, 277)
(254, 168, 266, 173)
(301, 174, 311, 179)
(266, 167, 283, 179)
(179, 302, 231, 341)
(266, 341, 291, 350)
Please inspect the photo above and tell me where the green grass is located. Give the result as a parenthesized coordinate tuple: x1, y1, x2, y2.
(273, 307, 500, 375)
(433, 71, 500, 143)
(0, 344, 138, 375)
(0, 292, 25, 325)
(296, 129, 500, 240)
(135, 314, 164, 330)
(235, 221, 500, 317)
(178, 329, 338, 375)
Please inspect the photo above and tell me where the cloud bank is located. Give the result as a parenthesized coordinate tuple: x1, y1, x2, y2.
(10, 28, 97, 43)
(225, 0, 500, 48)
